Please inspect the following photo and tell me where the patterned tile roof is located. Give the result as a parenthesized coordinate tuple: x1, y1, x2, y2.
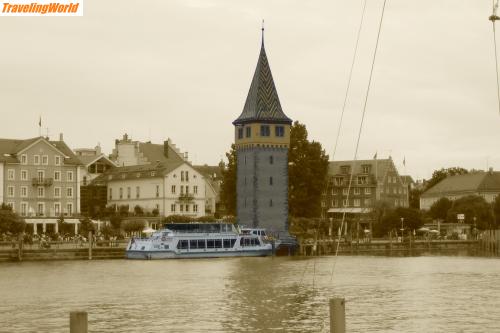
(233, 42, 292, 125)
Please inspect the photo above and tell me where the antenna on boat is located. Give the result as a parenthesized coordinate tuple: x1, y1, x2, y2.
(490, 0, 500, 115)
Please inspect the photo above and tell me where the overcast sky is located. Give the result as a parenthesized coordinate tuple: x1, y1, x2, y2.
(1, 0, 499, 179)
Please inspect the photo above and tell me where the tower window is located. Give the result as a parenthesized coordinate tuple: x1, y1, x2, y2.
(238, 128, 244, 139)
(246, 127, 251, 138)
(275, 126, 285, 137)
(269, 176, 273, 185)
(270, 199, 273, 207)
(260, 125, 270, 137)
(269, 155, 273, 164)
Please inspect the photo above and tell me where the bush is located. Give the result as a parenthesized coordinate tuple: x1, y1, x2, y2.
(0, 203, 26, 235)
(152, 208, 159, 217)
(162, 215, 195, 223)
(134, 205, 144, 216)
(122, 220, 145, 234)
(196, 215, 217, 222)
(79, 217, 96, 235)
(119, 205, 130, 217)
(109, 215, 122, 230)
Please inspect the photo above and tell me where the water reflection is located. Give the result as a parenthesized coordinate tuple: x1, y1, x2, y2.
(0, 255, 499, 332)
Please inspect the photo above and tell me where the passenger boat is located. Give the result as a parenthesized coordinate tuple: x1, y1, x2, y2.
(125, 222, 275, 259)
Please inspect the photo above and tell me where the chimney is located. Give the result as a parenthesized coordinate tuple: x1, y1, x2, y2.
(95, 144, 102, 155)
(489, 167, 494, 174)
(59, 133, 64, 141)
(163, 140, 169, 158)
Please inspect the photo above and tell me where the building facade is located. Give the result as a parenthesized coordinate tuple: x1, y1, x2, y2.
(106, 162, 206, 218)
(106, 135, 207, 218)
(75, 145, 116, 217)
(233, 35, 292, 236)
(323, 158, 409, 220)
(0, 135, 82, 233)
(420, 170, 500, 210)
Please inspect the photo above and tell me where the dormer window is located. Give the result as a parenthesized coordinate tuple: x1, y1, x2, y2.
(151, 171, 156, 177)
(341, 165, 350, 174)
(362, 165, 371, 174)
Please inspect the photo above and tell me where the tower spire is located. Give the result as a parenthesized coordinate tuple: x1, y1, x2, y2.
(261, 19, 265, 46)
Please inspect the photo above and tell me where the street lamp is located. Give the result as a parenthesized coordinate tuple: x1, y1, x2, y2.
(400, 217, 404, 243)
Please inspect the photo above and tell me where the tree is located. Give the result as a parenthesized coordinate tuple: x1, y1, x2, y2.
(426, 167, 468, 190)
(429, 197, 453, 220)
(134, 205, 144, 216)
(369, 200, 392, 237)
(493, 195, 500, 228)
(79, 217, 96, 236)
(122, 220, 145, 234)
(57, 215, 74, 235)
(109, 215, 122, 230)
(288, 121, 329, 218)
(152, 208, 159, 217)
(163, 215, 195, 223)
(220, 145, 237, 216)
(447, 195, 494, 229)
(119, 205, 130, 217)
(0, 203, 26, 235)
(377, 207, 423, 237)
(196, 215, 217, 222)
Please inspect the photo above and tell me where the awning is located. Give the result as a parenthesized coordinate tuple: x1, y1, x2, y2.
(327, 208, 372, 214)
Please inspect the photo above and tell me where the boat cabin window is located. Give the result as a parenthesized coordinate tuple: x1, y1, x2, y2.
(223, 239, 236, 248)
(189, 239, 206, 249)
(240, 237, 260, 247)
(177, 240, 189, 249)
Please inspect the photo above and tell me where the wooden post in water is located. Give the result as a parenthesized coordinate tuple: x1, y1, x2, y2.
(329, 298, 346, 333)
(88, 231, 92, 260)
(70, 311, 87, 333)
(18, 233, 23, 261)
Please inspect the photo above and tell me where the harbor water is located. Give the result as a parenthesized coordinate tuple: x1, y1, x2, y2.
(0, 254, 499, 332)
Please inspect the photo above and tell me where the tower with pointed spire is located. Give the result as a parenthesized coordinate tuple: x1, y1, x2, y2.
(233, 28, 292, 236)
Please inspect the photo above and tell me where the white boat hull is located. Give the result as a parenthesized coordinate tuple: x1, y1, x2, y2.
(126, 248, 272, 259)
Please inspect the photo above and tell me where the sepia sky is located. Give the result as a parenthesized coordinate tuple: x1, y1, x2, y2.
(1, 0, 499, 179)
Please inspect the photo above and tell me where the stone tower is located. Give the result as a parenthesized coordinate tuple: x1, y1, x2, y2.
(233, 32, 292, 237)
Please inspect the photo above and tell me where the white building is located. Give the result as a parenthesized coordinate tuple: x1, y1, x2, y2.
(106, 134, 208, 218)
(420, 170, 500, 210)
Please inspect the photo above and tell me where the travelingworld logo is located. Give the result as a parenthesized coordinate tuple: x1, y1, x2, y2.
(1, 0, 83, 16)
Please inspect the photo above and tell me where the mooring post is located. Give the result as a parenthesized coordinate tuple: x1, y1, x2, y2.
(70, 311, 88, 333)
(18, 233, 23, 261)
(88, 231, 92, 260)
(330, 298, 346, 333)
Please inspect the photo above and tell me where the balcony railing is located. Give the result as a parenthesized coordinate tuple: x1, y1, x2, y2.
(178, 193, 194, 202)
(32, 178, 54, 186)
